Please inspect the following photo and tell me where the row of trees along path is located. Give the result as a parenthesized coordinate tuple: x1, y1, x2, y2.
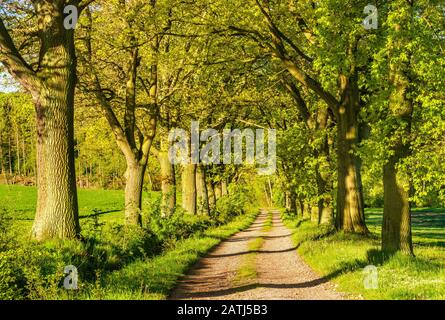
(1, 1, 444, 260)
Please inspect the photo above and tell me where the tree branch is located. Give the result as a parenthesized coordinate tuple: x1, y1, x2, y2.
(0, 17, 40, 94)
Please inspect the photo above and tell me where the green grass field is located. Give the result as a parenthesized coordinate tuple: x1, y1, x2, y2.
(0, 185, 161, 232)
(283, 208, 445, 300)
(0, 184, 258, 300)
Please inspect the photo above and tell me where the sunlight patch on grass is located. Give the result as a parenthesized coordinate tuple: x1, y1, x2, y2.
(78, 211, 259, 300)
(262, 211, 273, 232)
(282, 209, 445, 300)
(233, 236, 265, 286)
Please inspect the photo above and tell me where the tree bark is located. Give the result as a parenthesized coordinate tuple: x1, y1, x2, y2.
(310, 205, 319, 223)
(316, 164, 334, 225)
(17, 4, 80, 241)
(298, 199, 305, 218)
(303, 203, 311, 220)
(221, 180, 228, 196)
(0, 134, 4, 174)
(335, 74, 368, 234)
(196, 166, 210, 215)
(31, 72, 79, 240)
(0, 2, 83, 240)
(382, 151, 413, 254)
(285, 190, 297, 213)
(319, 201, 333, 225)
(8, 133, 12, 175)
(214, 182, 222, 201)
(207, 181, 216, 209)
(283, 74, 334, 224)
(253, 2, 369, 233)
(124, 162, 145, 225)
(21, 134, 26, 176)
(158, 147, 176, 217)
(285, 191, 290, 211)
(15, 126, 20, 175)
(182, 164, 197, 214)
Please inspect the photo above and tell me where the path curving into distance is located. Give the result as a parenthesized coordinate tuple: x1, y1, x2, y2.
(169, 209, 343, 300)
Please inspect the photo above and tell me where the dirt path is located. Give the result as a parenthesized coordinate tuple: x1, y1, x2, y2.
(169, 209, 343, 300)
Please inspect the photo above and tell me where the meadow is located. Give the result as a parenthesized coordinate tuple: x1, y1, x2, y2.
(283, 208, 445, 299)
(0, 184, 257, 299)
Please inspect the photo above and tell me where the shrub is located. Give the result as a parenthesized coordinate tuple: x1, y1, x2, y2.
(0, 209, 16, 252)
(148, 209, 213, 250)
(213, 184, 255, 224)
(0, 249, 25, 299)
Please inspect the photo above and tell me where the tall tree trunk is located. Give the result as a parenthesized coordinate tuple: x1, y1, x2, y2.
(21, 134, 26, 176)
(265, 13, 366, 232)
(221, 180, 228, 196)
(319, 199, 334, 225)
(182, 164, 196, 214)
(15, 125, 22, 176)
(285, 191, 290, 211)
(382, 150, 413, 254)
(214, 182, 222, 201)
(159, 147, 176, 217)
(124, 161, 145, 225)
(29, 8, 80, 240)
(310, 205, 319, 223)
(268, 178, 273, 204)
(123, 48, 156, 226)
(290, 192, 297, 213)
(84, 7, 157, 226)
(282, 43, 367, 232)
(303, 203, 311, 219)
(315, 109, 335, 225)
(382, 19, 414, 255)
(0, 134, 4, 174)
(31, 79, 79, 240)
(15, 126, 20, 175)
(207, 181, 216, 210)
(8, 133, 12, 175)
(0, 3, 81, 240)
(298, 199, 304, 218)
(335, 74, 368, 234)
(196, 166, 210, 215)
(316, 164, 334, 225)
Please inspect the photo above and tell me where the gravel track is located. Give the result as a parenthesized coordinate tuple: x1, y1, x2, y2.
(169, 209, 343, 300)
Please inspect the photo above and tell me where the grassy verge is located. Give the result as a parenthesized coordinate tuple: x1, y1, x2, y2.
(262, 211, 273, 232)
(0, 184, 260, 300)
(282, 208, 445, 300)
(233, 237, 265, 285)
(233, 211, 272, 285)
(76, 210, 259, 299)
